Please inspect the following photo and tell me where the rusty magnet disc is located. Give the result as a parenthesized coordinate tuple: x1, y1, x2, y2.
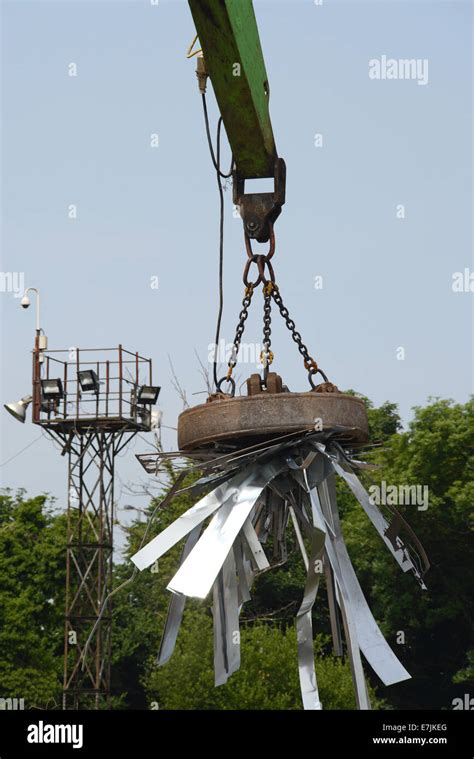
(177, 391, 369, 451)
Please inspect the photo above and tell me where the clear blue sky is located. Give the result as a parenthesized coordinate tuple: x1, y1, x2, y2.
(1, 0, 472, 540)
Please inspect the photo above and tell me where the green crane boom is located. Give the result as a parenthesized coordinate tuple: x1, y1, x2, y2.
(188, 0, 285, 242)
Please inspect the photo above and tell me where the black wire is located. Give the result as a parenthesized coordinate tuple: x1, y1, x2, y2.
(213, 123, 225, 389)
(201, 92, 234, 388)
(202, 93, 233, 179)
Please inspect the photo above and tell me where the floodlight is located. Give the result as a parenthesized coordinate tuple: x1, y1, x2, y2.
(3, 395, 33, 423)
(137, 385, 161, 404)
(41, 378, 64, 399)
(78, 370, 100, 394)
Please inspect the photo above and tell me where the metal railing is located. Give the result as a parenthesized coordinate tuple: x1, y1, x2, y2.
(32, 345, 154, 428)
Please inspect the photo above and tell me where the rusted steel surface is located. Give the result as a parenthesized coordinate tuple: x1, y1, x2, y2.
(246, 371, 283, 395)
(178, 392, 369, 451)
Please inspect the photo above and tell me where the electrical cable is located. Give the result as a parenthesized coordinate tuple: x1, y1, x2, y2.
(0, 434, 43, 468)
(201, 93, 233, 179)
(201, 93, 234, 388)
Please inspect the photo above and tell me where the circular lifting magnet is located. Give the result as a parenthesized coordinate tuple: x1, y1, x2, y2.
(177, 392, 369, 452)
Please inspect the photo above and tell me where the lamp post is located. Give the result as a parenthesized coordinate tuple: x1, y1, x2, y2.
(4, 286, 46, 424)
(20, 287, 47, 424)
(20, 286, 41, 333)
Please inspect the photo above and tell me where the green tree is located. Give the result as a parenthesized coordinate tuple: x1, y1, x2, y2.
(339, 398, 474, 709)
(110, 470, 202, 708)
(0, 490, 66, 707)
(143, 611, 383, 710)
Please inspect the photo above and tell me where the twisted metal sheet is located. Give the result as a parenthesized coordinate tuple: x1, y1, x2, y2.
(131, 434, 428, 710)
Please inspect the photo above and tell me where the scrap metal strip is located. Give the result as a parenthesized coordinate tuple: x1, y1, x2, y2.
(167, 458, 287, 598)
(295, 511, 326, 710)
(289, 504, 308, 570)
(308, 486, 371, 709)
(313, 442, 423, 582)
(303, 467, 410, 684)
(234, 536, 252, 605)
(324, 552, 343, 657)
(213, 550, 241, 686)
(241, 517, 270, 572)
(156, 523, 203, 666)
(315, 476, 411, 686)
(131, 461, 277, 571)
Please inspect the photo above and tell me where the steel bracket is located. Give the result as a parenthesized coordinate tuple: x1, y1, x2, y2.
(233, 158, 286, 242)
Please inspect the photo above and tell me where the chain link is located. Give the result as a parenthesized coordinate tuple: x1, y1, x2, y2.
(231, 284, 254, 368)
(270, 283, 328, 388)
(243, 225, 276, 288)
(216, 284, 254, 394)
(261, 283, 274, 385)
(216, 228, 328, 395)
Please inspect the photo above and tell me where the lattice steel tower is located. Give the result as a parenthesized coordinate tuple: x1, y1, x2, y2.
(31, 344, 159, 709)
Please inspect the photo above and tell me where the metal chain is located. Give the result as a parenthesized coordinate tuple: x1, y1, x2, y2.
(216, 227, 329, 395)
(261, 283, 274, 385)
(216, 284, 255, 395)
(270, 283, 328, 388)
(243, 225, 276, 288)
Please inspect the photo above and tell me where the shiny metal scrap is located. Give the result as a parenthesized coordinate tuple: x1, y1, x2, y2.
(131, 430, 428, 710)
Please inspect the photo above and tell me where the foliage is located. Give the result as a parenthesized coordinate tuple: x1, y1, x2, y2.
(0, 490, 66, 707)
(143, 611, 383, 710)
(110, 470, 202, 708)
(338, 397, 474, 708)
(0, 396, 472, 711)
